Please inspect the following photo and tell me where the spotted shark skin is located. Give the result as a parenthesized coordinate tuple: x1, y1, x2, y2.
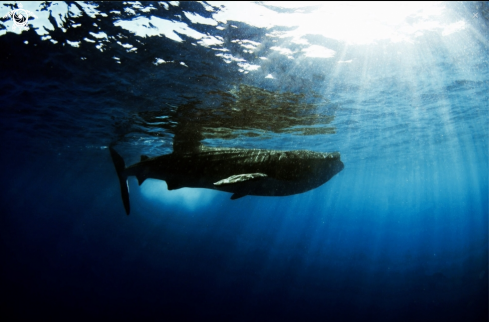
(110, 145, 344, 215)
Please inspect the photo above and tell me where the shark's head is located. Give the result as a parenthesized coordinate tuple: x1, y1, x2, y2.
(270, 150, 343, 183)
(323, 152, 344, 178)
(308, 151, 344, 183)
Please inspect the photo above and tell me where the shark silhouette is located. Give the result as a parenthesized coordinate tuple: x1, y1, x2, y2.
(109, 144, 344, 215)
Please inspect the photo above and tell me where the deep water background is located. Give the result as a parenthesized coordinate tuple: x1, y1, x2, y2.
(1, 2, 488, 321)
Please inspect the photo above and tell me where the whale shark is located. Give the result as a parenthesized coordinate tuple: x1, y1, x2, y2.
(110, 144, 344, 215)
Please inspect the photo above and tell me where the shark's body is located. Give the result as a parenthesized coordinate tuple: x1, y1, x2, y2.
(110, 145, 344, 215)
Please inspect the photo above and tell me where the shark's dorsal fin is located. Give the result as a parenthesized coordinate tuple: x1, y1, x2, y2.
(231, 193, 246, 200)
(166, 179, 181, 190)
(140, 155, 149, 161)
(173, 140, 203, 154)
(172, 126, 204, 154)
(137, 176, 146, 186)
(213, 173, 267, 186)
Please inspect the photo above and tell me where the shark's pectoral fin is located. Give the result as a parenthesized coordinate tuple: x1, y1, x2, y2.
(213, 173, 267, 186)
(231, 193, 246, 200)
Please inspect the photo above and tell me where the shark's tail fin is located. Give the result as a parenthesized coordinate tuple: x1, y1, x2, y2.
(109, 146, 130, 215)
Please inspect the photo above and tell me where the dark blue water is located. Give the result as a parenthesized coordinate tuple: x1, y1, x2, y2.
(1, 2, 488, 321)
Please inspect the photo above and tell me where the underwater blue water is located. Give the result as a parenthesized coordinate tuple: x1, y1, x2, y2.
(0, 2, 488, 321)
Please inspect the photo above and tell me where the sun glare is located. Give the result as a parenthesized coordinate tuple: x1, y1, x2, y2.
(277, 1, 451, 44)
(213, 1, 459, 45)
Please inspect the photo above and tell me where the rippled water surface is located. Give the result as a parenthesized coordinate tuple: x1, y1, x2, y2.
(1, 2, 488, 321)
